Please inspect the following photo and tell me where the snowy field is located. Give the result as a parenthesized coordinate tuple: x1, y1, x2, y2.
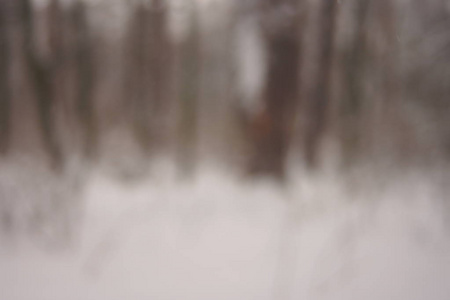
(1, 160, 450, 300)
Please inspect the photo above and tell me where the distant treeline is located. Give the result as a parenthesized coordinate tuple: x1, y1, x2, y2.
(0, 0, 449, 178)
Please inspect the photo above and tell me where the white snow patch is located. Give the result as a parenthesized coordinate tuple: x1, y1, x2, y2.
(1, 166, 450, 300)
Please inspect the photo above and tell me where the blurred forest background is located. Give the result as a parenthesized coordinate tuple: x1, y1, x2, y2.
(1, 0, 449, 177)
(0, 0, 450, 245)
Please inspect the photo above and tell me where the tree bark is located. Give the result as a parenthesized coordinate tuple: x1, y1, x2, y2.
(20, 0, 63, 169)
(176, 5, 201, 177)
(124, 3, 153, 154)
(340, 0, 371, 166)
(71, 1, 97, 159)
(248, 0, 302, 179)
(0, 0, 11, 154)
(304, 0, 338, 169)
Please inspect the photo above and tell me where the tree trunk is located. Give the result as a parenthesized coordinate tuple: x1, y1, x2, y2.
(124, 3, 153, 154)
(304, 0, 338, 169)
(340, 0, 371, 167)
(248, 0, 301, 179)
(176, 5, 201, 178)
(20, 0, 63, 169)
(71, 1, 97, 159)
(0, 0, 11, 154)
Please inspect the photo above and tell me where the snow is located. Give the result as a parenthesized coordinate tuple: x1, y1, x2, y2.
(1, 164, 450, 300)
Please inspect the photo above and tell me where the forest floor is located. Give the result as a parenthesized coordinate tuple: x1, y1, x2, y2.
(1, 159, 450, 300)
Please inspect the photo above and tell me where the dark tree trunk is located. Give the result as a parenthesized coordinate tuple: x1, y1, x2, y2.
(340, 0, 371, 166)
(148, 0, 171, 116)
(124, 3, 153, 153)
(123, 1, 172, 155)
(177, 6, 201, 177)
(377, 0, 398, 105)
(146, 0, 173, 151)
(19, 0, 63, 169)
(71, 1, 97, 159)
(304, 0, 338, 169)
(0, 0, 11, 154)
(248, 0, 301, 179)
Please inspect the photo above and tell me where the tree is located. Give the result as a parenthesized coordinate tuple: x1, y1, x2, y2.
(0, 0, 11, 154)
(176, 2, 201, 177)
(147, 0, 172, 148)
(19, 0, 63, 169)
(247, 0, 302, 178)
(71, 1, 98, 159)
(304, 0, 338, 169)
(339, 0, 372, 167)
(123, 1, 172, 155)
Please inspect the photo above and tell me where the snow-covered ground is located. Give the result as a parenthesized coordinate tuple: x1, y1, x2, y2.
(1, 162, 450, 300)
